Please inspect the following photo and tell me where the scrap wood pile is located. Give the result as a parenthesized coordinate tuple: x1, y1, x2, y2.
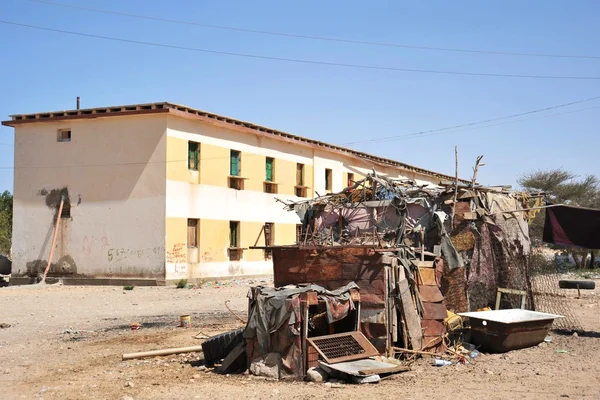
(279, 171, 542, 355)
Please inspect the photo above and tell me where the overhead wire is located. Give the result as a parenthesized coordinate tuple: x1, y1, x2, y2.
(342, 95, 600, 145)
(1, 19, 600, 81)
(28, 0, 600, 60)
(0, 101, 597, 170)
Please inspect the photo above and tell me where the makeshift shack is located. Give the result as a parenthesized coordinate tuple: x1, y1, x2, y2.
(257, 172, 539, 357)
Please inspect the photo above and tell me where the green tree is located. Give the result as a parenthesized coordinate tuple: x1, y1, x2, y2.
(519, 169, 600, 268)
(0, 191, 13, 257)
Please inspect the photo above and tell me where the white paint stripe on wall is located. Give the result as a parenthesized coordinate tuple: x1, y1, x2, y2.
(166, 180, 302, 223)
(166, 260, 273, 280)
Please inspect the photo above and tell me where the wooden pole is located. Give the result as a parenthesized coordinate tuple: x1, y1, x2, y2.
(122, 345, 204, 361)
(450, 146, 459, 231)
(41, 199, 64, 283)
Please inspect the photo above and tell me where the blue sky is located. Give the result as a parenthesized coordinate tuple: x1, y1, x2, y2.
(1, 0, 599, 192)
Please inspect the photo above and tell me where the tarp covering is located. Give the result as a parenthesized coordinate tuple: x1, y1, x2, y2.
(543, 205, 600, 248)
(243, 282, 359, 355)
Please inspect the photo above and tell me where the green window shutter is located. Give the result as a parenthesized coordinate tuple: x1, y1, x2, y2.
(266, 158, 273, 181)
(230, 151, 240, 176)
(188, 142, 199, 170)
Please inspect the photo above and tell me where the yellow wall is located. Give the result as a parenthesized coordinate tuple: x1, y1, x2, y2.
(198, 219, 229, 263)
(165, 217, 187, 264)
(200, 143, 230, 187)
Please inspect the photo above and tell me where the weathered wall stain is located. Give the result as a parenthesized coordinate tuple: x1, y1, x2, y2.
(38, 187, 72, 223)
(26, 255, 77, 277)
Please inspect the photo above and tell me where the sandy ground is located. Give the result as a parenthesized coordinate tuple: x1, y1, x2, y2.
(1, 279, 599, 400)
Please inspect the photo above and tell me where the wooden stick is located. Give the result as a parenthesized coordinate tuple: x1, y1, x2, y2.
(392, 346, 447, 357)
(450, 146, 459, 231)
(122, 345, 204, 360)
(471, 155, 484, 187)
(41, 199, 64, 283)
(224, 300, 247, 324)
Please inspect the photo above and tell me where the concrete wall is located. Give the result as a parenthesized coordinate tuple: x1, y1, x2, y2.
(11, 115, 167, 279)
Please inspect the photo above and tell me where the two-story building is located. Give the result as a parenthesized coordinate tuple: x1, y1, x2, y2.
(2, 102, 456, 284)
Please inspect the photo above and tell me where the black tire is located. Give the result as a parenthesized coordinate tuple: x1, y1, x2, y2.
(0, 255, 11, 275)
(201, 328, 244, 367)
(558, 280, 595, 290)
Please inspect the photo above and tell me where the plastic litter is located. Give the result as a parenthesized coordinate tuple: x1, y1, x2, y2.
(433, 359, 453, 366)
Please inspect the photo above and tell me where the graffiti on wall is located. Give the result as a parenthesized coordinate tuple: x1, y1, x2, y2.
(166, 243, 186, 264)
(107, 246, 165, 263)
(83, 235, 110, 255)
(166, 263, 188, 279)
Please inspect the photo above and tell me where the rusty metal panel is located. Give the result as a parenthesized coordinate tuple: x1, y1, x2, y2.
(417, 268, 437, 286)
(419, 285, 444, 303)
(307, 332, 379, 364)
(421, 319, 446, 337)
(421, 302, 448, 320)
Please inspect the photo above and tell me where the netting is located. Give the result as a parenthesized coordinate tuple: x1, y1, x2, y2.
(527, 253, 583, 331)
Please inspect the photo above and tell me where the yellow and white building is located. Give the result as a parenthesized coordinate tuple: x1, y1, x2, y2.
(2, 102, 456, 284)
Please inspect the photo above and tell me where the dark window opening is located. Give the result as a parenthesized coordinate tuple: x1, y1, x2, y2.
(296, 163, 304, 186)
(188, 142, 199, 171)
(229, 221, 241, 261)
(58, 129, 71, 142)
(229, 221, 240, 248)
(264, 222, 274, 260)
(347, 173, 354, 187)
(325, 168, 332, 191)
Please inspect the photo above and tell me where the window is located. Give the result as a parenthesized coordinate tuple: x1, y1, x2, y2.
(295, 163, 307, 197)
(347, 172, 354, 187)
(296, 224, 303, 243)
(229, 221, 241, 261)
(325, 169, 332, 191)
(229, 150, 244, 190)
(229, 221, 240, 248)
(296, 163, 304, 186)
(265, 157, 274, 181)
(187, 219, 199, 247)
(230, 150, 241, 176)
(188, 142, 199, 171)
(57, 129, 71, 142)
(264, 222, 274, 259)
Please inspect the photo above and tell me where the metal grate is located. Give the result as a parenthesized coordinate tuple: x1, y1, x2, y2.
(307, 332, 379, 364)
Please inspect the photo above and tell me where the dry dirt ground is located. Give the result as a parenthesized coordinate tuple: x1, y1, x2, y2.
(1, 279, 600, 400)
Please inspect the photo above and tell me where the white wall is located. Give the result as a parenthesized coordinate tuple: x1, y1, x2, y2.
(11, 115, 167, 279)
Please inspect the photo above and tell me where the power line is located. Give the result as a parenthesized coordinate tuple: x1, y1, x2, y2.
(342, 95, 600, 145)
(2, 19, 600, 81)
(28, 0, 600, 60)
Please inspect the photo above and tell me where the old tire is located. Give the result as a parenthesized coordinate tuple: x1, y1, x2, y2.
(201, 328, 244, 367)
(558, 280, 595, 290)
(0, 255, 11, 275)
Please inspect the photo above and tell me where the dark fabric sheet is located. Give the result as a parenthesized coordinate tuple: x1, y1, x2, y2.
(543, 205, 600, 249)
